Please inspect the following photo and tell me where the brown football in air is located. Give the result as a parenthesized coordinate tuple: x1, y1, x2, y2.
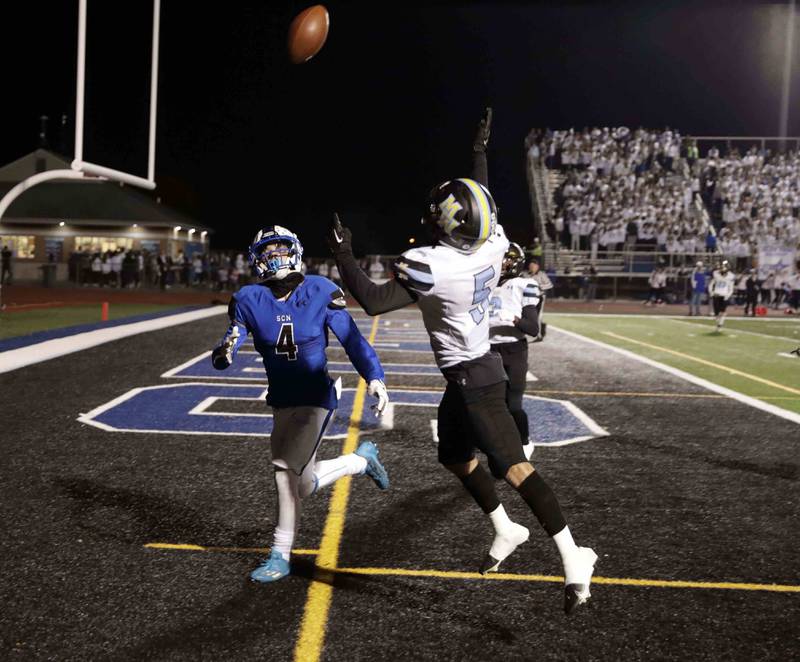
(287, 5, 330, 64)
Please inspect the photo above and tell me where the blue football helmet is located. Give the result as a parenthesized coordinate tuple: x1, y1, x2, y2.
(248, 225, 304, 280)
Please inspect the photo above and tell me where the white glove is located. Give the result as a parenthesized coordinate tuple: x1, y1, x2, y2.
(212, 325, 240, 369)
(497, 309, 516, 324)
(367, 379, 389, 417)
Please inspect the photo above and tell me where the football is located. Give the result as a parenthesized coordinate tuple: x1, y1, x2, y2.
(287, 5, 330, 64)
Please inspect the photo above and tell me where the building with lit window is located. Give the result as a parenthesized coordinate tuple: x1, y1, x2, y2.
(0, 149, 212, 281)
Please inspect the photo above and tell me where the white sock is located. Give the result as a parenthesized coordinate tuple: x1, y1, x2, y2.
(272, 527, 294, 560)
(552, 525, 578, 563)
(312, 453, 367, 492)
(273, 469, 301, 560)
(487, 504, 529, 564)
(488, 504, 513, 534)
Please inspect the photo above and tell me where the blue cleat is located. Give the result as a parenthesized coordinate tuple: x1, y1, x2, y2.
(250, 550, 290, 583)
(355, 441, 389, 490)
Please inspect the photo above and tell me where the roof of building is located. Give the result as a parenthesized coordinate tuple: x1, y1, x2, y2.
(0, 149, 212, 232)
(0, 149, 72, 182)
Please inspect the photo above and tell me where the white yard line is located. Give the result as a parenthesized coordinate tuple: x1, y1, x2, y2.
(550, 312, 800, 322)
(665, 317, 800, 343)
(0, 306, 227, 374)
(549, 324, 800, 426)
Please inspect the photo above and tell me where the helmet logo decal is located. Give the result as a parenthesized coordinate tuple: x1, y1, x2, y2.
(438, 194, 463, 234)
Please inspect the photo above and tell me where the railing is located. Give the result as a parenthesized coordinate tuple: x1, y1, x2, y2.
(690, 136, 800, 152)
(526, 153, 547, 242)
(544, 248, 748, 272)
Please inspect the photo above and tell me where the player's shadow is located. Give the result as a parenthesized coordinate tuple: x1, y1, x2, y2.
(109, 578, 315, 661)
(54, 477, 266, 546)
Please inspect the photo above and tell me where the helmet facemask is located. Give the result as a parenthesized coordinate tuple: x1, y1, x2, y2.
(501, 242, 525, 280)
(248, 226, 303, 280)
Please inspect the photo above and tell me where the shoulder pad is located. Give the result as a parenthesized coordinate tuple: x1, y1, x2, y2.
(393, 251, 434, 293)
(328, 286, 347, 309)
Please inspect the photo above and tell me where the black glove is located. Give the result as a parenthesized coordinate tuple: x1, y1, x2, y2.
(473, 107, 492, 153)
(327, 212, 353, 255)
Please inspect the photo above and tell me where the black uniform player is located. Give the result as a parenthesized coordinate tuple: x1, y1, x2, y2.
(487, 242, 542, 459)
(327, 109, 597, 614)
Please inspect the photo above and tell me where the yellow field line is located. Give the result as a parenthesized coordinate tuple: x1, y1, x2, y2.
(293, 316, 380, 662)
(333, 566, 800, 593)
(603, 331, 800, 396)
(142, 542, 800, 594)
(144, 542, 319, 555)
(536, 390, 725, 398)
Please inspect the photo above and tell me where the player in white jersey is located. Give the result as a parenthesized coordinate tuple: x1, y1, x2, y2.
(327, 109, 597, 614)
(488, 242, 542, 460)
(709, 260, 736, 331)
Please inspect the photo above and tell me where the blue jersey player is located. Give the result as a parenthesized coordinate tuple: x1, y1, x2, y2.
(212, 225, 390, 583)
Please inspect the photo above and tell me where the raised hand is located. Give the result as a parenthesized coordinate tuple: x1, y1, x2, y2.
(327, 212, 353, 255)
(473, 107, 493, 152)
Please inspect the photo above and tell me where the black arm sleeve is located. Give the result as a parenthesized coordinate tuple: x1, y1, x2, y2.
(514, 304, 540, 338)
(335, 249, 416, 316)
(471, 150, 488, 188)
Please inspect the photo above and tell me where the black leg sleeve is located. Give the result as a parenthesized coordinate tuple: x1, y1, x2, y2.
(516, 471, 567, 537)
(459, 464, 501, 514)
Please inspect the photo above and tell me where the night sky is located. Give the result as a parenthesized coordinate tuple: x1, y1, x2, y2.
(2, 1, 800, 256)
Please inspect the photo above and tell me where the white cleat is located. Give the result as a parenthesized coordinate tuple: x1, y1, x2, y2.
(480, 522, 530, 574)
(563, 546, 598, 615)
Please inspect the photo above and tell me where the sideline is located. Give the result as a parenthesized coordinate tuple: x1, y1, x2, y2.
(549, 325, 800, 425)
(0, 306, 227, 374)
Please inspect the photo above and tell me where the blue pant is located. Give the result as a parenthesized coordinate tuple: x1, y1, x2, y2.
(690, 291, 704, 315)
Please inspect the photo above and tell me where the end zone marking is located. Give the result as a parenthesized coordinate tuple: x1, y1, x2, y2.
(293, 316, 380, 662)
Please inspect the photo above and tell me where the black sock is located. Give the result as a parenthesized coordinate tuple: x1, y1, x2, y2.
(517, 471, 567, 537)
(458, 464, 501, 514)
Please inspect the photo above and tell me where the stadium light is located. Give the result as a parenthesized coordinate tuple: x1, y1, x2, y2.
(200, 230, 207, 242)
(408, 237, 416, 244)
(132, 223, 138, 228)
(59, 221, 66, 227)
(188, 228, 196, 237)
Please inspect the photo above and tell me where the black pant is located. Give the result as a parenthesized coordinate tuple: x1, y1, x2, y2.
(744, 294, 758, 316)
(437, 379, 526, 480)
(494, 341, 529, 444)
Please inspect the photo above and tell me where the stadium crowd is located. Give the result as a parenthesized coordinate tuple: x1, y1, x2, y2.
(701, 146, 800, 265)
(65, 247, 360, 292)
(524, 126, 800, 309)
(528, 127, 711, 259)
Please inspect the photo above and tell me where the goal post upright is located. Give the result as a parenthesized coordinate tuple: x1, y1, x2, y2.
(71, 0, 161, 190)
(147, 0, 161, 183)
(0, 0, 162, 221)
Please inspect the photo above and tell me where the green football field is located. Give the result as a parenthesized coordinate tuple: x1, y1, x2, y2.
(548, 314, 800, 415)
(0, 304, 187, 340)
